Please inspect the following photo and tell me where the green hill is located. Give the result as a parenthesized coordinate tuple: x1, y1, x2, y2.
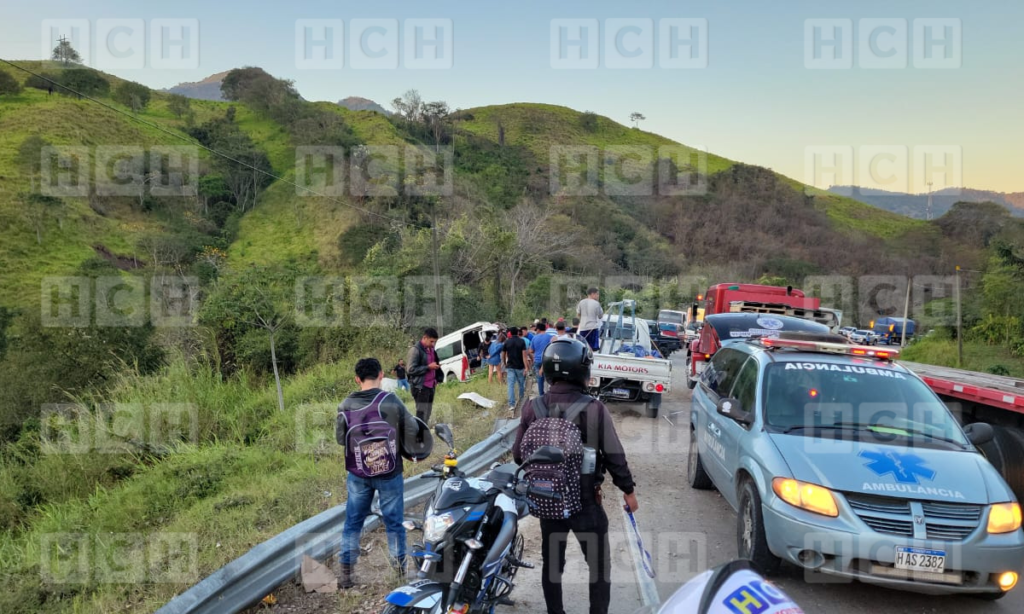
(0, 63, 941, 313)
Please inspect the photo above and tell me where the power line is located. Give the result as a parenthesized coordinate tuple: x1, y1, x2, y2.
(0, 58, 407, 226)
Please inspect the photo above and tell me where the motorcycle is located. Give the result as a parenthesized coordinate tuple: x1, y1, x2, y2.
(382, 424, 563, 614)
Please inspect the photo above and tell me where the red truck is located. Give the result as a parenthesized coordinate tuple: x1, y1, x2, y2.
(685, 283, 839, 389)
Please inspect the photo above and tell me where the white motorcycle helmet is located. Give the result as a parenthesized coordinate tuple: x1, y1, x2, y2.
(636, 561, 803, 614)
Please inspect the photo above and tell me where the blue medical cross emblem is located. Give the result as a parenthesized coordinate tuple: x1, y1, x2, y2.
(859, 449, 936, 484)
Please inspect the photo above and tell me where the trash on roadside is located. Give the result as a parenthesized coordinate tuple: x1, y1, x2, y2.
(457, 392, 496, 408)
(301, 555, 338, 593)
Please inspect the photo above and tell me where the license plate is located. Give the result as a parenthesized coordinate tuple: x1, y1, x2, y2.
(895, 547, 946, 574)
(611, 388, 631, 398)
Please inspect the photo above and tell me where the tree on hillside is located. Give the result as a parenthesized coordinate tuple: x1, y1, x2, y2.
(200, 266, 294, 412)
(422, 100, 451, 152)
(629, 112, 646, 129)
(17, 135, 50, 192)
(220, 67, 302, 123)
(580, 111, 599, 133)
(0, 71, 23, 96)
(51, 39, 82, 65)
(167, 93, 191, 118)
(20, 192, 62, 244)
(391, 89, 423, 122)
(114, 80, 151, 112)
(500, 203, 578, 314)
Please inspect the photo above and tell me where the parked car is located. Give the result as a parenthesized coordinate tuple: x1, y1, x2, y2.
(850, 329, 876, 345)
(688, 333, 1022, 598)
(839, 326, 857, 338)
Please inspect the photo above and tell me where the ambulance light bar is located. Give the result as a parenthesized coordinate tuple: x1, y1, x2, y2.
(760, 338, 899, 361)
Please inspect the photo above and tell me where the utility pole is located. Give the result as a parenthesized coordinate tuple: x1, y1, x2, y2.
(901, 278, 911, 348)
(57, 35, 68, 64)
(955, 265, 963, 367)
(431, 199, 444, 336)
(926, 182, 934, 221)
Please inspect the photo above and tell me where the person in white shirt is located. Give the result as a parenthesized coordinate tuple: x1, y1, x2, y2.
(575, 287, 603, 351)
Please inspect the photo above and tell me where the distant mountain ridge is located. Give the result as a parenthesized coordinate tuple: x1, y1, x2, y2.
(337, 96, 389, 115)
(830, 186, 1024, 219)
(164, 71, 229, 101)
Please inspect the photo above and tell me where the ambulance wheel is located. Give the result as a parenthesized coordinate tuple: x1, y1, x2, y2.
(737, 480, 781, 574)
(687, 428, 714, 490)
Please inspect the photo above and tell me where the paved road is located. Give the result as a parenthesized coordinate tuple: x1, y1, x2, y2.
(563, 354, 1024, 613)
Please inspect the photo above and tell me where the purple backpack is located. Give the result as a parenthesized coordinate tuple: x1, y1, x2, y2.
(343, 391, 399, 478)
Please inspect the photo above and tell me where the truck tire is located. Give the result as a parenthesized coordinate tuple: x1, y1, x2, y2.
(687, 428, 715, 490)
(645, 394, 661, 419)
(685, 356, 698, 390)
(737, 480, 781, 575)
(977, 425, 1024, 504)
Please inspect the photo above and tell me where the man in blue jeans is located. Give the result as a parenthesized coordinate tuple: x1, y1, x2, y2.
(336, 358, 432, 588)
(529, 322, 556, 395)
(503, 326, 529, 411)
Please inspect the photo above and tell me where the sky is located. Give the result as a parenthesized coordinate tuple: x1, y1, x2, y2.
(2, 0, 1022, 193)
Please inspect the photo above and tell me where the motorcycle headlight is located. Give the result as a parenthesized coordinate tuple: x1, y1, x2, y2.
(423, 512, 456, 542)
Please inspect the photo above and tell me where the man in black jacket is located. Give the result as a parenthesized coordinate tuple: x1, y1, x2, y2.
(336, 358, 432, 588)
(405, 328, 444, 425)
(513, 337, 638, 614)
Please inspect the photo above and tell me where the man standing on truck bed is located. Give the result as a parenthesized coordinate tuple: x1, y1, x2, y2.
(513, 337, 638, 614)
(576, 287, 603, 351)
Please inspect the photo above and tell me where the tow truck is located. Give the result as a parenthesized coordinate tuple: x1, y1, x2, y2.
(587, 300, 672, 419)
(686, 283, 840, 387)
(688, 333, 1024, 598)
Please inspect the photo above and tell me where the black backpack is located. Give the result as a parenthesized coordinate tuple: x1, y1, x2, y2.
(520, 395, 592, 519)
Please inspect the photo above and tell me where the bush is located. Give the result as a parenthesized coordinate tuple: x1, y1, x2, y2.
(579, 110, 599, 133)
(24, 72, 60, 91)
(0, 71, 23, 96)
(988, 364, 1011, 376)
(113, 80, 151, 111)
(57, 68, 110, 96)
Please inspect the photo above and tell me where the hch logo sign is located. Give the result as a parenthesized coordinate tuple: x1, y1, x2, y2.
(805, 18, 961, 69)
(295, 19, 453, 69)
(551, 19, 708, 69)
(42, 19, 199, 69)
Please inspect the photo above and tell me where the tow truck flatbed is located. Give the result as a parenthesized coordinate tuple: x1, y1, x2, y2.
(901, 361, 1024, 414)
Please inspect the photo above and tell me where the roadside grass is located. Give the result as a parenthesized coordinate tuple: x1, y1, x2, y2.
(0, 348, 508, 614)
(900, 335, 1024, 378)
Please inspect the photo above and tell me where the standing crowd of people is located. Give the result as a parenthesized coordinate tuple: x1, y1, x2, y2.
(335, 288, 628, 614)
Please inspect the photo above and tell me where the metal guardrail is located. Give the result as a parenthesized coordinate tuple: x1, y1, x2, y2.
(155, 418, 521, 614)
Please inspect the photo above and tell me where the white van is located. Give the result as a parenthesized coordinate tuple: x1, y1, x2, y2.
(435, 321, 500, 383)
